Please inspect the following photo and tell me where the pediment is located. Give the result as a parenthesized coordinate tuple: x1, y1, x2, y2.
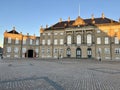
(72, 16, 85, 26)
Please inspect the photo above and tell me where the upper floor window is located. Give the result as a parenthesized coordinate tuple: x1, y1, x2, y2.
(67, 35, 72, 45)
(54, 33, 58, 35)
(87, 34, 92, 44)
(54, 39, 58, 45)
(23, 38, 26, 45)
(60, 39, 64, 45)
(8, 37, 11, 43)
(48, 39, 51, 45)
(36, 40, 39, 45)
(30, 39, 33, 45)
(104, 37, 109, 44)
(7, 47, 11, 53)
(97, 30, 101, 33)
(60, 33, 64, 35)
(43, 33, 45, 35)
(114, 37, 119, 44)
(77, 35, 81, 45)
(42, 40, 45, 45)
(48, 33, 51, 35)
(15, 38, 19, 44)
(97, 37, 101, 44)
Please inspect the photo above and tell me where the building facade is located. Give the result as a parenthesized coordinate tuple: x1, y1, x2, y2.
(3, 14, 120, 60)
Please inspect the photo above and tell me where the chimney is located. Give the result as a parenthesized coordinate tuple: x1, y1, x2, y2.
(59, 18, 62, 23)
(102, 13, 105, 19)
(68, 17, 70, 22)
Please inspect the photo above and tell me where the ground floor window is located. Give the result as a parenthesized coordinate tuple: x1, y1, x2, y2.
(87, 48, 92, 58)
(66, 48, 71, 57)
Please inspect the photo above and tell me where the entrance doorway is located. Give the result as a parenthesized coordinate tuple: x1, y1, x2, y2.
(76, 48, 81, 59)
(28, 50, 33, 58)
(87, 48, 92, 58)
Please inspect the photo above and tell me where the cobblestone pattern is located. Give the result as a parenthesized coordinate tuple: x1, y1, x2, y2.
(0, 59, 120, 90)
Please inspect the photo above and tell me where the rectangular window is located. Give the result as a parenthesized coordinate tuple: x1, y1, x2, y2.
(114, 48, 120, 54)
(7, 47, 11, 53)
(115, 37, 119, 44)
(15, 38, 19, 44)
(48, 33, 51, 35)
(47, 48, 50, 54)
(105, 37, 109, 44)
(54, 49, 58, 53)
(60, 39, 63, 45)
(54, 39, 57, 45)
(8, 37, 11, 43)
(104, 48, 110, 54)
(97, 30, 101, 33)
(97, 37, 101, 44)
(23, 39, 26, 44)
(36, 40, 39, 45)
(14, 47, 19, 53)
(60, 33, 64, 35)
(54, 33, 58, 35)
(22, 48, 26, 53)
(42, 40, 45, 45)
(30, 39, 33, 45)
(48, 39, 51, 45)
(41, 48, 45, 53)
(60, 49, 63, 53)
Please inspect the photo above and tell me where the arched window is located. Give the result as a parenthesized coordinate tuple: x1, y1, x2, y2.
(77, 35, 81, 45)
(67, 35, 72, 45)
(87, 34, 92, 44)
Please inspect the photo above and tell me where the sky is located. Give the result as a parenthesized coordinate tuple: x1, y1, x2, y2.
(0, 0, 120, 47)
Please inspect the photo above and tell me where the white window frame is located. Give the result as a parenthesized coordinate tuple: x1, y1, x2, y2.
(77, 35, 81, 45)
(67, 35, 72, 45)
(30, 39, 33, 45)
(14, 47, 19, 53)
(87, 34, 92, 44)
(42, 40, 45, 45)
(114, 37, 119, 44)
(22, 48, 26, 53)
(23, 39, 26, 44)
(54, 39, 58, 45)
(36, 40, 39, 45)
(60, 39, 64, 45)
(7, 47, 11, 53)
(104, 48, 110, 54)
(97, 37, 101, 44)
(15, 38, 19, 44)
(8, 37, 11, 43)
(105, 37, 109, 44)
(48, 39, 51, 45)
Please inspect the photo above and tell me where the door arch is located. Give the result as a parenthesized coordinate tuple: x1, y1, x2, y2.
(28, 49, 34, 58)
(87, 48, 92, 58)
(76, 48, 82, 59)
(66, 48, 71, 58)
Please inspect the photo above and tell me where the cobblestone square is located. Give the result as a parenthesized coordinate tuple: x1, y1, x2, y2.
(0, 59, 120, 90)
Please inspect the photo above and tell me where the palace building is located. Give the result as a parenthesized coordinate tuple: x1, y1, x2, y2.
(3, 13, 120, 60)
